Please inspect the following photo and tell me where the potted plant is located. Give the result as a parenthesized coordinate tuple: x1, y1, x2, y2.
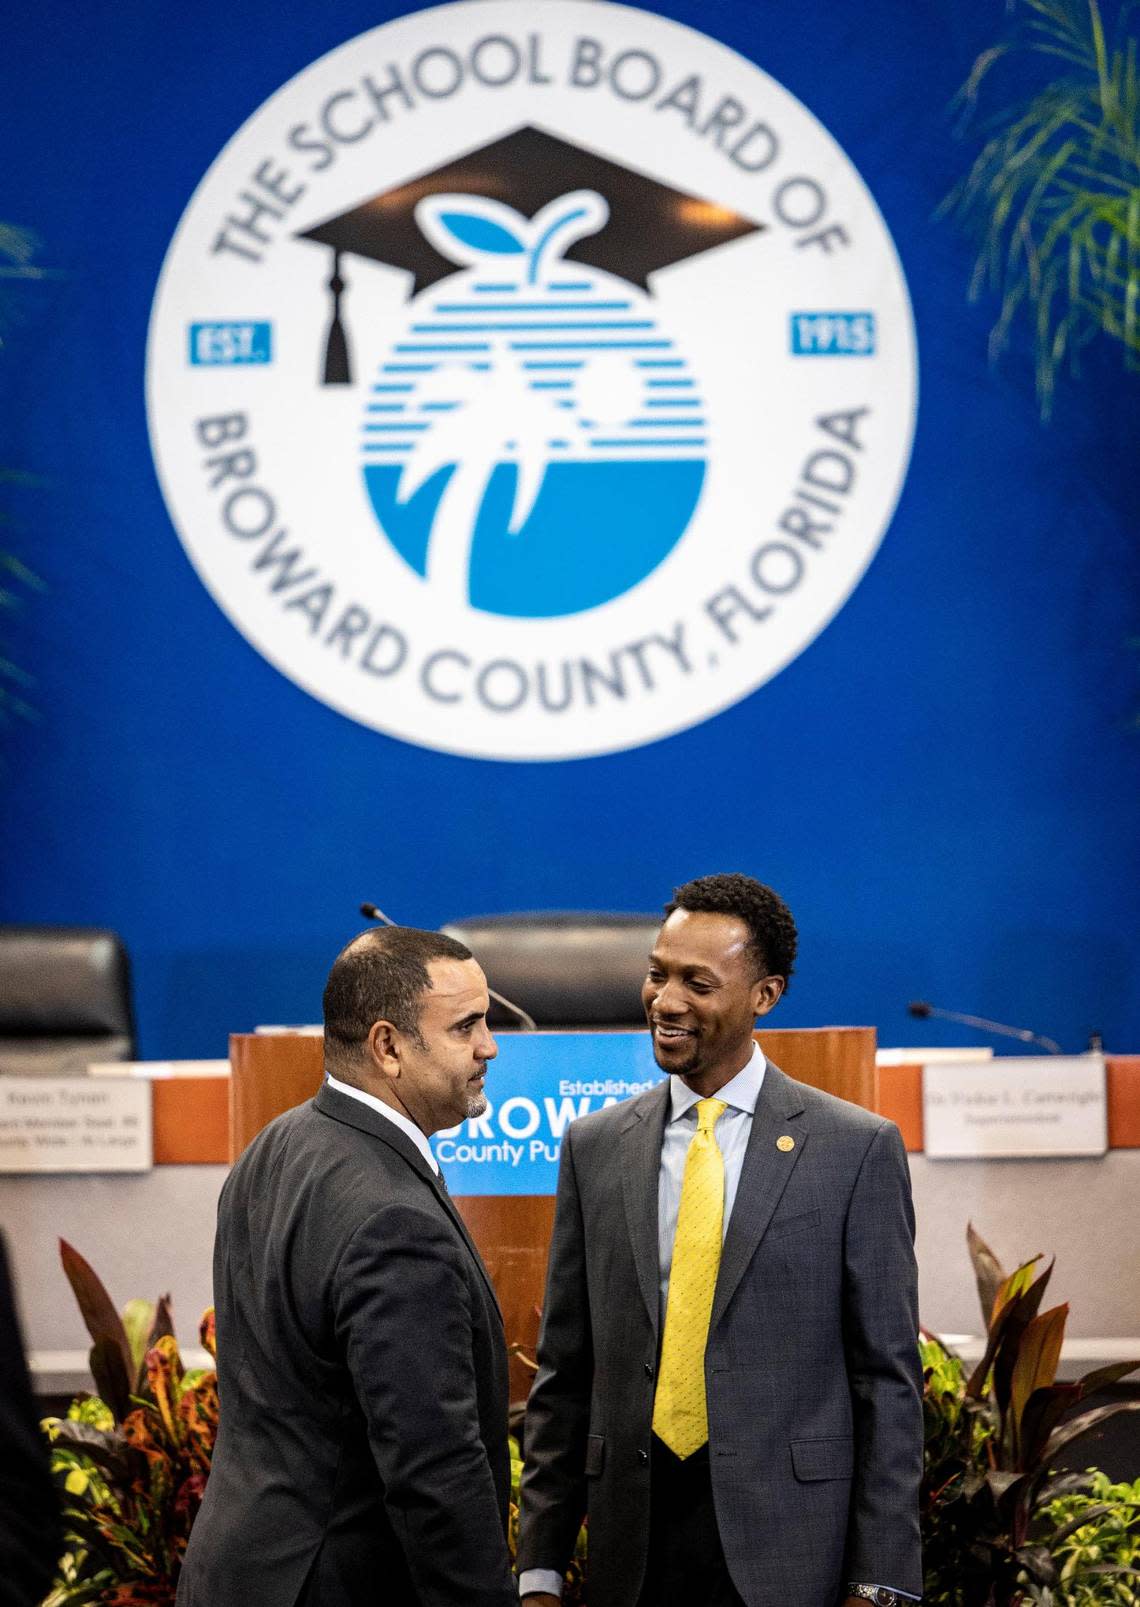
(921, 1224, 1140, 1603)
(41, 1241, 217, 1604)
(947, 0, 1140, 419)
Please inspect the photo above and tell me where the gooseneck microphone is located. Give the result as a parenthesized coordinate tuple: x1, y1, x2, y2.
(907, 999, 1062, 1055)
(359, 902, 537, 1031)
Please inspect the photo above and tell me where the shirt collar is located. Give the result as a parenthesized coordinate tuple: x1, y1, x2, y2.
(667, 1040, 766, 1123)
(324, 1072, 440, 1174)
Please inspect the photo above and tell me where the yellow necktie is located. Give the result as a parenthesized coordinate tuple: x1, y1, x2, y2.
(652, 1096, 727, 1459)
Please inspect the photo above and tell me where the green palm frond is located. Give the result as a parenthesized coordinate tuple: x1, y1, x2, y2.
(947, 0, 1140, 417)
(0, 221, 45, 732)
(0, 223, 39, 266)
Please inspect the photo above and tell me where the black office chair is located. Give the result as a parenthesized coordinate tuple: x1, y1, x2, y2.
(0, 926, 136, 1075)
(439, 911, 659, 1030)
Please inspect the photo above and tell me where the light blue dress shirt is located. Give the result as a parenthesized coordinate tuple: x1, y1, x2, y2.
(657, 1043, 765, 1318)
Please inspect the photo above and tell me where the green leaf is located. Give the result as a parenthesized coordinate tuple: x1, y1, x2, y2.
(994, 1254, 1047, 1325)
(1047, 1500, 1127, 1545)
(0, 223, 38, 266)
(946, 0, 1140, 416)
(48, 1418, 134, 1485)
(122, 1299, 156, 1379)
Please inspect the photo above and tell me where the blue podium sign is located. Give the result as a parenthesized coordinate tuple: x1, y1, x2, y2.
(430, 1031, 661, 1195)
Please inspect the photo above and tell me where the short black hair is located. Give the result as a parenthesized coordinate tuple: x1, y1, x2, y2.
(665, 873, 797, 988)
(322, 926, 473, 1066)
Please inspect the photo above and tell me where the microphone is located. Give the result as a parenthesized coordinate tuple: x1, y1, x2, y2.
(359, 902, 537, 1031)
(907, 1000, 1062, 1055)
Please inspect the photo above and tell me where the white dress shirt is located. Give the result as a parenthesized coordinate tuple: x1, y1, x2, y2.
(323, 1073, 439, 1174)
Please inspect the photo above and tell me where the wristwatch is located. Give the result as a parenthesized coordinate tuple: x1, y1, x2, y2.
(847, 1588, 910, 1606)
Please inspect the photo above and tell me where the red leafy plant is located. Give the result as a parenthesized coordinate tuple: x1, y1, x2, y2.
(41, 1240, 217, 1606)
(920, 1224, 1140, 1604)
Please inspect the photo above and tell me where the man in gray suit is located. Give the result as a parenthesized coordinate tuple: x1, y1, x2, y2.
(178, 926, 517, 1607)
(518, 874, 923, 1607)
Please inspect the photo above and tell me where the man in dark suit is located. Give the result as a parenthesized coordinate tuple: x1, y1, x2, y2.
(0, 1232, 61, 1607)
(177, 926, 517, 1607)
(518, 874, 923, 1607)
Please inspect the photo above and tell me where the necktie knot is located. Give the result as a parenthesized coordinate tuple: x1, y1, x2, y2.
(696, 1097, 727, 1135)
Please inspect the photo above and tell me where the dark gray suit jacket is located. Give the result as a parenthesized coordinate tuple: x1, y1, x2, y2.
(518, 1063, 923, 1607)
(177, 1082, 516, 1607)
(0, 1233, 61, 1607)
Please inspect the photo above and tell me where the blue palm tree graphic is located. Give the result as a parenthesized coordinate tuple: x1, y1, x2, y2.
(396, 191, 608, 607)
(361, 187, 709, 617)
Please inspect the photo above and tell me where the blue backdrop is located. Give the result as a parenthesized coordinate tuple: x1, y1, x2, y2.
(3, 0, 1138, 1057)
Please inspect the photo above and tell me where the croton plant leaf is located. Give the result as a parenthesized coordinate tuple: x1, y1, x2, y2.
(60, 1239, 134, 1397)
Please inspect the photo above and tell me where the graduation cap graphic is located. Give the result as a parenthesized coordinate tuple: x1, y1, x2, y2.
(298, 124, 762, 384)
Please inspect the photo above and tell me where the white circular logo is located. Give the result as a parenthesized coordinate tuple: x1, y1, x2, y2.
(147, 0, 916, 760)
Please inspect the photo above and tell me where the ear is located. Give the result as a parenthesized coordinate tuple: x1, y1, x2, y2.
(751, 973, 785, 1020)
(366, 1018, 402, 1081)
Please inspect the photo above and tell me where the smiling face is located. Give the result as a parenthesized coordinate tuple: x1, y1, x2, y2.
(367, 956, 498, 1136)
(642, 909, 785, 1096)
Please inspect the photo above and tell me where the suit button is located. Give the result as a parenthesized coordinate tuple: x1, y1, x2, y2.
(644, 1362, 653, 1377)
(637, 1448, 649, 1465)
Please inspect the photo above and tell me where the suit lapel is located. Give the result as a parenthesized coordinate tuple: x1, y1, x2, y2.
(620, 1081, 671, 1335)
(314, 1082, 503, 1320)
(426, 1173, 504, 1323)
(710, 1062, 808, 1333)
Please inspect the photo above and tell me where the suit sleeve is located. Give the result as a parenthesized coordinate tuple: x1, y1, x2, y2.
(0, 1236, 61, 1607)
(333, 1203, 516, 1607)
(841, 1120, 924, 1599)
(516, 1123, 593, 1580)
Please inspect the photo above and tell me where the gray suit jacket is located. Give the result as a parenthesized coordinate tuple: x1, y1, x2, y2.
(177, 1082, 516, 1607)
(517, 1063, 923, 1607)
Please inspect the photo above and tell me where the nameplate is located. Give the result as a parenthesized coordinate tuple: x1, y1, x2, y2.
(0, 1077, 153, 1173)
(923, 1056, 1107, 1159)
(431, 1031, 660, 1194)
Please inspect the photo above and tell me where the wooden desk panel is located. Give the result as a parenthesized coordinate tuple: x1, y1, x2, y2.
(153, 1077, 229, 1164)
(755, 1025, 876, 1109)
(228, 1033, 323, 1160)
(457, 1195, 556, 1399)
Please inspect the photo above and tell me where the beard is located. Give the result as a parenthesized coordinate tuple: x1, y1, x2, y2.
(466, 1088, 489, 1118)
(651, 1033, 702, 1077)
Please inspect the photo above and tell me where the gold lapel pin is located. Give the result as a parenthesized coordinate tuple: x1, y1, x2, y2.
(776, 1135, 795, 1152)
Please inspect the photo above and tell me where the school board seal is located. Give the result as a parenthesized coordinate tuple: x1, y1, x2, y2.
(146, 0, 917, 760)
